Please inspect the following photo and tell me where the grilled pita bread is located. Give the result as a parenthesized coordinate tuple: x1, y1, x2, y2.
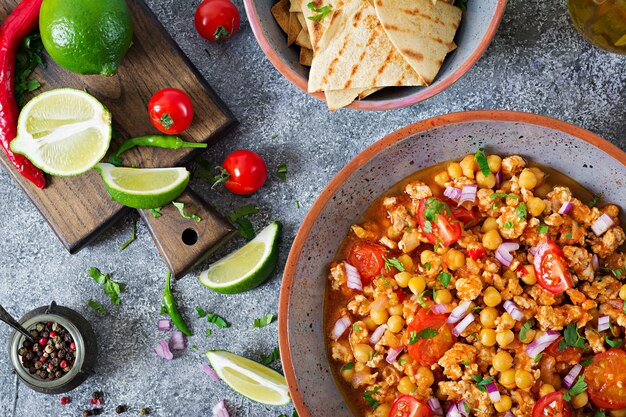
(298, 0, 345, 53)
(271, 0, 291, 33)
(300, 47, 313, 66)
(374, 0, 461, 85)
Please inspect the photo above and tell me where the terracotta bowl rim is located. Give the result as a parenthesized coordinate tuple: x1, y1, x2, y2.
(278, 109, 626, 417)
(243, 1, 508, 111)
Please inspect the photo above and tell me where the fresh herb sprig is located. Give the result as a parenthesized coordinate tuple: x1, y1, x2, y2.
(88, 267, 125, 305)
(87, 299, 106, 316)
(307, 2, 333, 21)
(15, 32, 44, 108)
(120, 217, 137, 251)
(254, 314, 275, 328)
(228, 204, 259, 241)
(173, 202, 201, 222)
(260, 347, 281, 365)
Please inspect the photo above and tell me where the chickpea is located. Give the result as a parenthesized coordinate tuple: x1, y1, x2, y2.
(494, 395, 512, 412)
(482, 229, 503, 250)
(420, 250, 436, 265)
(387, 315, 405, 333)
(502, 269, 517, 281)
(482, 217, 499, 233)
(529, 167, 545, 186)
(395, 271, 412, 288)
(445, 249, 466, 271)
(434, 171, 450, 187)
(571, 392, 588, 409)
(499, 369, 516, 390)
(480, 329, 497, 347)
(619, 284, 626, 300)
(409, 276, 426, 295)
(341, 366, 355, 381)
(487, 155, 502, 173)
(539, 384, 555, 397)
(397, 376, 416, 394)
(515, 369, 533, 389)
(500, 180, 512, 193)
(355, 363, 367, 372)
(373, 404, 392, 417)
(499, 312, 516, 330)
(371, 309, 389, 326)
(480, 307, 499, 328)
(496, 330, 515, 347)
(521, 264, 537, 285)
(519, 169, 538, 189)
(527, 197, 546, 217)
(435, 289, 452, 304)
(435, 246, 449, 256)
(476, 171, 497, 189)
(397, 254, 414, 273)
(388, 304, 404, 316)
(398, 353, 411, 365)
(416, 366, 435, 388)
(610, 409, 626, 417)
(460, 155, 477, 179)
(535, 182, 552, 197)
(447, 162, 463, 179)
(363, 317, 378, 331)
(492, 351, 513, 372)
(519, 328, 536, 344)
(353, 343, 374, 363)
(483, 286, 502, 307)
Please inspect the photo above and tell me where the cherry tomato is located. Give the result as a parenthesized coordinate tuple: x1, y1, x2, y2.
(544, 337, 583, 364)
(531, 392, 571, 417)
(407, 308, 456, 366)
(533, 239, 573, 294)
(194, 0, 240, 42)
(585, 349, 626, 410)
(389, 395, 433, 417)
(417, 198, 462, 248)
(450, 205, 482, 228)
(148, 88, 194, 134)
(347, 242, 386, 285)
(221, 150, 267, 195)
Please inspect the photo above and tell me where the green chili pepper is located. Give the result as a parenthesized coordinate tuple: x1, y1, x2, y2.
(163, 270, 192, 336)
(109, 135, 207, 165)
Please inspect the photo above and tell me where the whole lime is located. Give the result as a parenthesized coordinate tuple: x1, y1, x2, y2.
(40, 0, 133, 76)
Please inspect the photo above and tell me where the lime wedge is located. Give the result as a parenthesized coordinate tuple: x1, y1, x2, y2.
(199, 221, 281, 294)
(94, 163, 190, 209)
(10, 88, 112, 176)
(206, 350, 290, 406)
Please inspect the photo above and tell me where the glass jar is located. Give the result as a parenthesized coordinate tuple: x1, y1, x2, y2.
(8, 301, 98, 394)
(568, 0, 626, 54)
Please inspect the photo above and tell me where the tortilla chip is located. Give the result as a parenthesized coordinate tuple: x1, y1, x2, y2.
(287, 12, 302, 46)
(308, 0, 424, 93)
(374, 0, 462, 85)
(296, 12, 307, 30)
(300, 48, 313, 66)
(290, 0, 302, 12)
(271, 0, 291, 34)
(325, 89, 362, 111)
(449, 41, 458, 52)
(295, 29, 313, 49)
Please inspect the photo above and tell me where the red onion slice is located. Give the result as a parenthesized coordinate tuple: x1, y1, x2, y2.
(495, 242, 520, 267)
(428, 397, 443, 415)
(495, 170, 503, 188)
(171, 330, 186, 350)
(503, 300, 524, 321)
(331, 316, 352, 340)
(559, 201, 573, 215)
(430, 304, 452, 315)
(452, 313, 475, 337)
(525, 330, 560, 358)
(458, 184, 478, 205)
(598, 315, 610, 332)
(345, 263, 363, 291)
(157, 319, 172, 331)
(563, 364, 583, 388)
(369, 324, 387, 345)
(202, 364, 220, 382)
(212, 400, 230, 417)
(154, 340, 173, 360)
(444, 187, 462, 201)
(486, 382, 501, 402)
(592, 254, 600, 272)
(592, 213, 614, 236)
(386, 347, 404, 364)
(447, 301, 471, 324)
(446, 402, 462, 417)
(457, 401, 469, 417)
(504, 412, 514, 417)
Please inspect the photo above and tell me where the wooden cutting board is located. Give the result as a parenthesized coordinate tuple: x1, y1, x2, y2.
(0, 0, 237, 278)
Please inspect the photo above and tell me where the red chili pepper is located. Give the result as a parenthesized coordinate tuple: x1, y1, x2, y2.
(466, 247, 486, 261)
(0, 0, 46, 189)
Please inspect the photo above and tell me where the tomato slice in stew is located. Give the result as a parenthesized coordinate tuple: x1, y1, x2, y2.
(347, 242, 386, 285)
(417, 198, 462, 248)
(584, 348, 626, 410)
(545, 337, 583, 364)
(450, 205, 482, 228)
(407, 308, 456, 366)
(389, 395, 433, 417)
(533, 239, 573, 294)
(531, 392, 571, 417)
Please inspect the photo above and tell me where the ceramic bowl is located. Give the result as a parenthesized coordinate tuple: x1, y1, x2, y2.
(243, 0, 507, 110)
(278, 110, 626, 416)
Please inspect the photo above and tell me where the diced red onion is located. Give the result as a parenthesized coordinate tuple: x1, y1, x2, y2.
(386, 347, 404, 364)
(592, 254, 600, 271)
(370, 296, 388, 311)
(345, 263, 363, 291)
(202, 364, 220, 382)
(495, 242, 520, 267)
(598, 315, 610, 332)
(609, 299, 624, 309)
(430, 304, 452, 314)
(458, 184, 478, 205)
(504, 412, 514, 417)
(563, 364, 583, 388)
(446, 402, 462, 417)
(428, 397, 443, 415)
(331, 316, 351, 340)
(452, 313, 475, 337)
(503, 300, 524, 321)
(171, 330, 186, 350)
(559, 201, 573, 215)
(495, 170, 503, 188)
(444, 187, 462, 201)
(486, 382, 501, 402)
(591, 213, 614, 236)
(457, 401, 469, 417)
(154, 340, 173, 360)
(212, 400, 229, 417)
(525, 330, 560, 358)
(529, 245, 538, 256)
(157, 319, 172, 331)
(447, 300, 471, 324)
(369, 324, 387, 345)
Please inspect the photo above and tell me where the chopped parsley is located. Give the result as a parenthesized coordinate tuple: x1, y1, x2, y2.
(423, 198, 451, 230)
(534, 353, 542, 363)
(207, 313, 229, 329)
(228, 204, 259, 241)
(423, 262, 431, 270)
(503, 221, 514, 229)
(563, 375, 587, 401)
(538, 223, 549, 234)
(489, 193, 518, 200)
(191, 344, 198, 350)
(341, 363, 354, 371)
(88, 267, 125, 305)
(409, 327, 437, 344)
(565, 233, 573, 239)
(416, 291, 428, 308)
(149, 207, 162, 218)
(438, 271, 451, 287)
(519, 321, 533, 340)
(384, 257, 405, 272)
(474, 148, 491, 177)
(588, 193, 603, 208)
(260, 347, 281, 365)
(277, 163, 287, 182)
(580, 357, 593, 366)
(15, 32, 44, 108)
(471, 374, 494, 393)
(612, 268, 624, 278)
(205, 328, 212, 337)
(594, 411, 606, 417)
(87, 299, 106, 316)
(606, 336, 622, 348)
(623, 299, 626, 315)
(516, 202, 528, 219)
(307, 2, 333, 21)
(353, 324, 361, 333)
(296, 200, 300, 209)
(460, 360, 469, 366)
(362, 386, 381, 410)
(398, 359, 407, 365)
(120, 217, 137, 251)
(559, 323, 586, 350)
(173, 202, 201, 222)
(254, 313, 275, 328)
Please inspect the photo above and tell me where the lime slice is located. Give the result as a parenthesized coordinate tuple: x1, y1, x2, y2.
(199, 221, 281, 294)
(94, 163, 190, 209)
(10, 88, 112, 176)
(206, 350, 290, 406)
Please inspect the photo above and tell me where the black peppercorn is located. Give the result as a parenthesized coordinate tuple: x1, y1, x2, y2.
(17, 321, 76, 382)
(92, 408, 103, 415)
(115, 405, 127, 414)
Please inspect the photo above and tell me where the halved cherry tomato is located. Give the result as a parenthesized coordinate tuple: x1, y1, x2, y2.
(451, 205, 482, 228)
(148, 88, 194, 134)
(221, 150, 267, 195)
(531, 392, 571, 417)
(533, 239, 573, 294)
(545, 337, 582, 364)
(389, 395, 433, 417)
(585, 349, 626, 410)
(466, 247, 486, 261)
(417, 198, 462, 248)
(194, 0, 241, 42)
(407, 308, 456, 366)
(347, 242, 386, 285)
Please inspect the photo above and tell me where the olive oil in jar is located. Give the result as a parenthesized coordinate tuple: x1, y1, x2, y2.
(568, 0, 626, 54)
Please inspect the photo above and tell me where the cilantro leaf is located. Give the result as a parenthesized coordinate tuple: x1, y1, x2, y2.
(503, 221, 514, 229)
(362, 386, 381, 410)
(438, 271, 451, 287)
(516, 202, 528, 219)
(207, 313, 229, 329)
(254, 313, 275, 328)
(563, 375, 587, 401)
(120, 217, 137, 251)
(580, 357, 593, 367)
(341, 363, 354, 371)
(14, 32, 44, 108)
(307, 2, 333, 21)
(606, 336, 622, 348)
(277, 163, 287, 182)
(594, 411, 606, 417)
(172, 202, 201, 222)
(471, 374, 494, 393)
(538, 223, 549, 234)
(474, 148, 491, 177)
(519, 320, 533, 341)
(88, 267, 124, 305)
(588, 193, 603, 208)
(409, 327, 438, 344)
(87, 299, 106, 316)
(561, 323, 586, 350)
(205, 328, 212, 337)
(228, 204, 259, 241)
(260, 347, 281, 365)
(534, 353, 542, 363)
(423, 198, 451, 224)
(383, 257, 405, 272)
(196, 306, 208, 318)
(149, 207, 162, 218)
(423, 262, 431, 270)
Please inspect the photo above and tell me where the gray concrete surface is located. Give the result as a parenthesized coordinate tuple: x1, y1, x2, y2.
(0, 0, 624, 416)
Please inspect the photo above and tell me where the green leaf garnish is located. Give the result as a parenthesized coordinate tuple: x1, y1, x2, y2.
(307, 2, 333, 21)
(228, 204, 259, 241)
(580, 357, 593, 366)
(260, 347, 281, 365)
(516, 202, 528, 219)
(15, 32, 44, 108)
(503, 221, 514, 229)
(534, 353, 542, 363)
(559, 323, 586, 350)
(87, 299, 106, 316)
(341, 363, 354, 371)
(88, 267, 124, 305)
(206, 313, 229, 329)
(563, 375, 587, 401)
(538, 223, 549, 234)
(196, 306, 208, 318)
(423, 262, 431, 270)
(471, 374, 494, 393)
(205, 328, 212, 337)
(362, 386, 381, 410)
(606, 336, 622, 348)
(353, 324, 361, 333)
(277, 163, 287, 182)
(588, 193, 603, 208)
(438, 271, 451, 287)
(519, 320, 533, 341)
(254, 313, 275, 328)
(384, 257, 405, 272)
(120, 217, 137, 251)
(149, 207, 162, 218)
(173, 202, 201, 222)
(474, 148, 491, 177)
(409, 327, 437, 344)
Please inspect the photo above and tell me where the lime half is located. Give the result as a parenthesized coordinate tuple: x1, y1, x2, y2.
(10, 88, 112, 176)
(94, 163, 190, 209)
(206, 350, 290, 406)
(199, 221, 282, 294)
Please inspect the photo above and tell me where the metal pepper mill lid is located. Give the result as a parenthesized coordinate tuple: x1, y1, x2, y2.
(7, 301, 98, 394)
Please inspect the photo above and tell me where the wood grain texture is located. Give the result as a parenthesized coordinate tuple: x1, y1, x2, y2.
(0, 0, 236, 254)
